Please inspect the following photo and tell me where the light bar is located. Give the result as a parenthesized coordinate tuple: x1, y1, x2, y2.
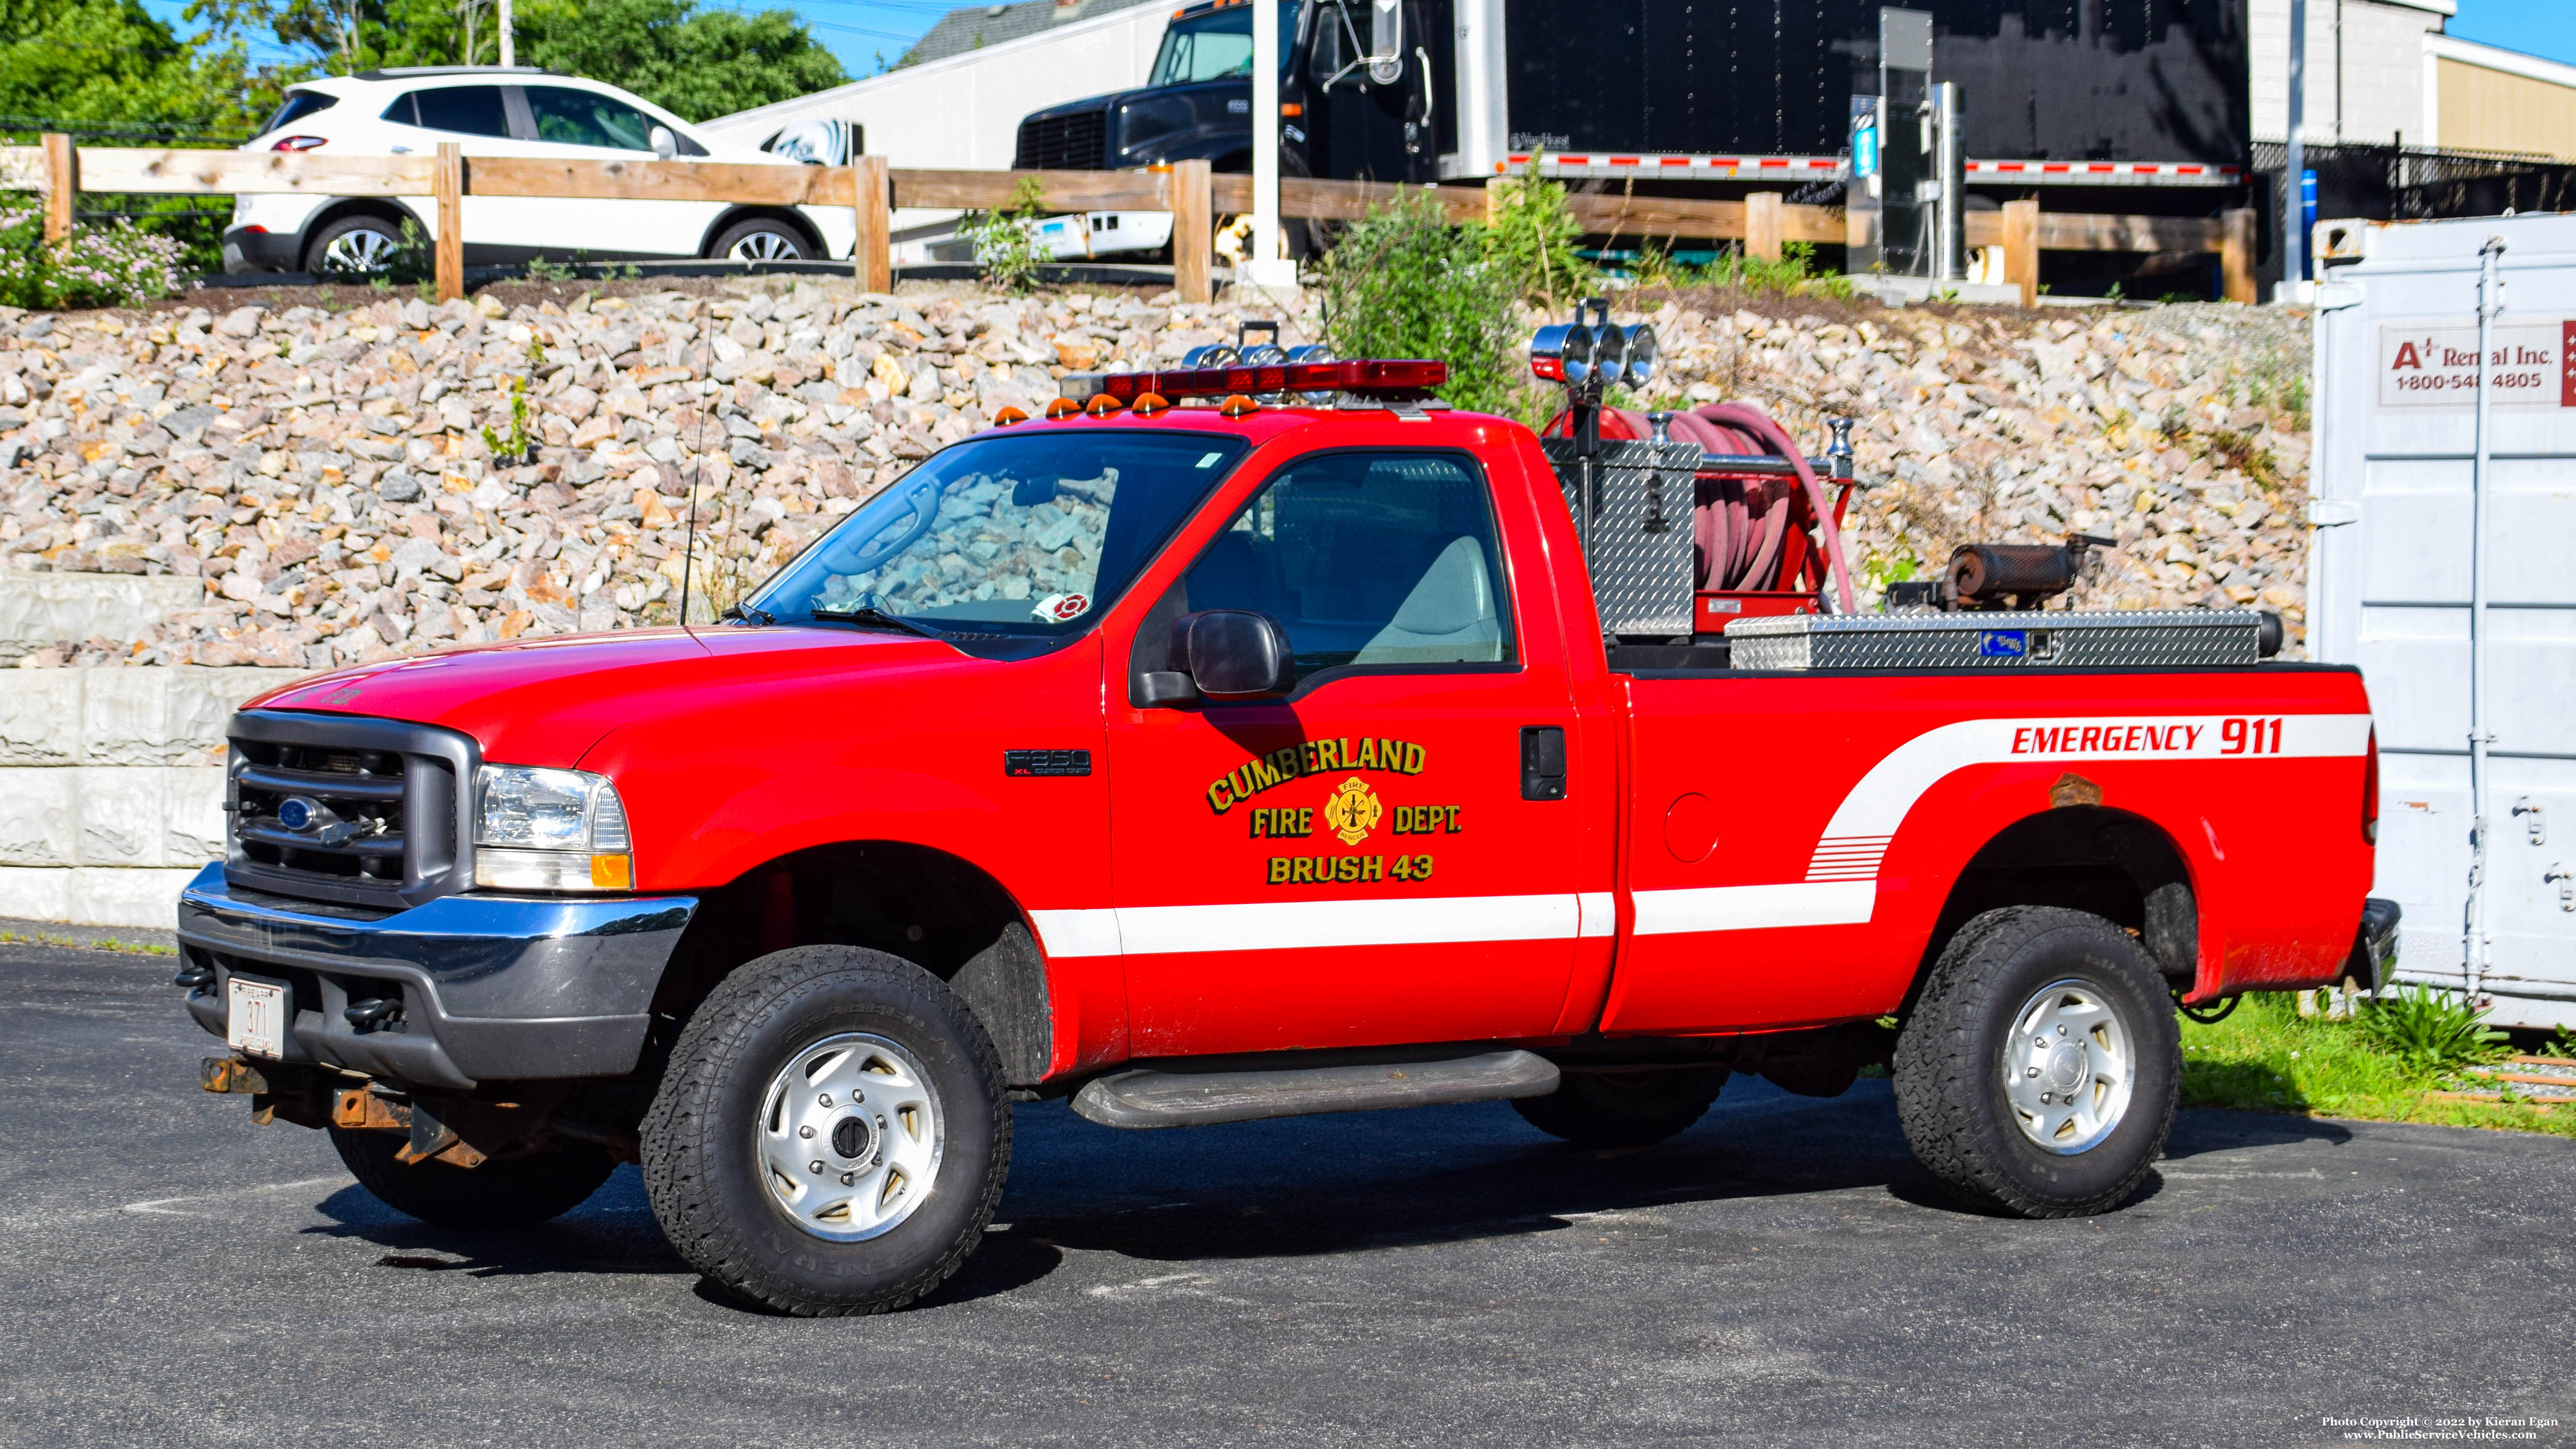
(1059, 359, 1446, 406)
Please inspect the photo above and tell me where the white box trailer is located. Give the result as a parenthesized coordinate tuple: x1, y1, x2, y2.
(2310, 211, 2576, 1032)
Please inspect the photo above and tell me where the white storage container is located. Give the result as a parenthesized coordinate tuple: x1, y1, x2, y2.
(2310, 212, 2576, 1031)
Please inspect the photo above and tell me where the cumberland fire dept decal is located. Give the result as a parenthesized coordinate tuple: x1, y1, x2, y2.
(1203, 737, 1457, 885)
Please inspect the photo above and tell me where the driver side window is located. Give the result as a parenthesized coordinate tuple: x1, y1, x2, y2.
(1181, 450, 1512, 675)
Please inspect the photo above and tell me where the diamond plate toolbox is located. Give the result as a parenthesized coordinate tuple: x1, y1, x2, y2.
(1542, 438, 1704, 636)
(1723, 609, 2268, 670)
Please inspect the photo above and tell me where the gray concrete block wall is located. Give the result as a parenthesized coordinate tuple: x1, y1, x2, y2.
(0, 666, 309, 927)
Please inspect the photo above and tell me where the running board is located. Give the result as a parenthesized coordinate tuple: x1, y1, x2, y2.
(1070, 1049, 1560, 1130)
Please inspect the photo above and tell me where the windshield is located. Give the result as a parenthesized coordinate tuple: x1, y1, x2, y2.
(1148, 2, 1298, 85)
(749, 431, 1252, 636)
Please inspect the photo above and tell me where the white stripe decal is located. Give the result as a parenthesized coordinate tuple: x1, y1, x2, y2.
(1034, 894, 1588, 957)
(1577, 891, 1617, 937)
(1028, 908, 1121, 960)
(1633, 882, 1877, 935)
(1816, 713, 2373, 847)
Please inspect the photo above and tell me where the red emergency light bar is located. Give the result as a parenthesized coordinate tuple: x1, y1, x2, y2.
(1058, 359, 1447, 407)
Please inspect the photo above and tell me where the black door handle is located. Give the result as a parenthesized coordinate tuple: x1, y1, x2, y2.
(1521, 726, 1566, 801)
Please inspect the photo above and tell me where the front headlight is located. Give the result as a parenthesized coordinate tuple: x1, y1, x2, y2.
(473, 764, 634, 892)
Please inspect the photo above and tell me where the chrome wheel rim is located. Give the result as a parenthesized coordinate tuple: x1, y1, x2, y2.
(2001, 978, 2135, 1155)
(323, 228, 399, 273)
(755, 1032, 944, 1241)
(728, 230, 801, 261)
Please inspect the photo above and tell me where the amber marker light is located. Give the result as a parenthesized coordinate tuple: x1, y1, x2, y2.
(1218, 394, 1259, 417)
(1044, 397, 1081, 419)
(992, 405, 1029, 426)
(1131, 392, 1172, 418)
(1084, 393, 1124, 417)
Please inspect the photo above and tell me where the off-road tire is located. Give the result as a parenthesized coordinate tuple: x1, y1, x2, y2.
(640, 945, 1010, 1316)
(1511, 1066, 1729, 1147)
(328, 1126, 614, 1228)
(1893, 906, 2180, 1217)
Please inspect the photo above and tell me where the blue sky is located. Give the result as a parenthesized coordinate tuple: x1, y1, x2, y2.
(137, 0, 2576, 109)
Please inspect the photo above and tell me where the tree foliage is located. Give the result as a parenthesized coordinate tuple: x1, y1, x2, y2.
(0, 0, 277, 137)
(518, 0, 847, 122)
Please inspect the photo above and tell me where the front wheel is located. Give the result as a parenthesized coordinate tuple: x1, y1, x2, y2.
(1893, 906, 2180, 1217)
(640, 945, 1010, 1316)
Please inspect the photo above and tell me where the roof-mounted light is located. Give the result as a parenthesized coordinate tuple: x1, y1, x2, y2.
(1058, 358, 1447, 409)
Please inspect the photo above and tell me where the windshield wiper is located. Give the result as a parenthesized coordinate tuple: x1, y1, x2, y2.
(808, 604, 946, 638)
(720, 603, 775, 626)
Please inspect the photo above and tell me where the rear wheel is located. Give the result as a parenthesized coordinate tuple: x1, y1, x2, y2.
(1893, 906, 2180, 1217)
(328, 1126, 613, 1228)
(1511, 1066, 1729, 1147)
(710, 218, 812, 262)
(305, 214, 407, 275)
(640, 945, 1009, 1316)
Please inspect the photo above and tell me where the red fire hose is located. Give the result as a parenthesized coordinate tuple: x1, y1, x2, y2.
(1553, 403, 1861, 615)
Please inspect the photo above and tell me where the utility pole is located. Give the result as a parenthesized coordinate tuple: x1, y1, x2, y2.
(499, 0, 515, 67)
(2281, 0, 2305, 301)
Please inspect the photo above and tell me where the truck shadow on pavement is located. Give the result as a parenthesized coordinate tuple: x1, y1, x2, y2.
(294, 1080, 2363, 1308)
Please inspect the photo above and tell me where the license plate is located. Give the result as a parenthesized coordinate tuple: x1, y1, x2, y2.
(227, 976, 288, 1059)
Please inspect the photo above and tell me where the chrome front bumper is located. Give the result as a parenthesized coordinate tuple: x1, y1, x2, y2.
(176, 863, 696, 1090)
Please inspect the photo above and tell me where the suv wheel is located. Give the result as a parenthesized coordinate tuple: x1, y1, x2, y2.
(711, 219, 811, 262)
(1511, 1065, 1729, 1147)
(306, 215, 407, 275)
(640, 945, 1009, 1316)
(1893, 906, 2180, 1217)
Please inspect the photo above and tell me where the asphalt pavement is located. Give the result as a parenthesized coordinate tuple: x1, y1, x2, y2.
(3, 941, 2570, 1448)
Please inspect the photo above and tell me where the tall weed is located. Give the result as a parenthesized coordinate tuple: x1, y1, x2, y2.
(1479, 155, 1591, 306)
(2354, 984, 2511, 1071)
(963, 176, 1049, 293)
(1317, 189, 1527, 418)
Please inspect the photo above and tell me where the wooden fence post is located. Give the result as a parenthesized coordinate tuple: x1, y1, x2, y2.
(1745, 191, 1783, 263)
(2002, 198, 2040, 307)
(854, 154, 891, 293)
(433, 143, 464, 303)
(1173, 158, 1212, 304)
(2220, 208, 2257, 304)
(42, 133, 75, 243)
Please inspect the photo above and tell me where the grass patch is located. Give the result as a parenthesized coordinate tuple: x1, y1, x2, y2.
(0, 929, 175, 956)
(2179, 991, 2572, 1139)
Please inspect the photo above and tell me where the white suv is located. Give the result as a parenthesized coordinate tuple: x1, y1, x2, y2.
(225, 66, 856, 275)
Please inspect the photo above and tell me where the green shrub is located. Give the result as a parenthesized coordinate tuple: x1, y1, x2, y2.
(963, 176, 1049, 293)
(2354, 983, 2511, 1071)
(1317, 188, 1526, 419)
(0, 208, 186, 309)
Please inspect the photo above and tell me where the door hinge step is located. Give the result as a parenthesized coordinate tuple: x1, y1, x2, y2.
(1071, 1049, 1561, 1130)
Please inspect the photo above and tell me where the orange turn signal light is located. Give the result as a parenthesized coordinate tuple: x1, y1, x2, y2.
(1044, 397, 1081, 419)
(1131, 392, 1171, 418)
(1218, 393, 1259, 417)
(1085, 393, 1125, 417)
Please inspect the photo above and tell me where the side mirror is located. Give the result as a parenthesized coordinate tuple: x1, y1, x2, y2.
(649, 126, 678, 161)
(1138, 609, 1295, 705)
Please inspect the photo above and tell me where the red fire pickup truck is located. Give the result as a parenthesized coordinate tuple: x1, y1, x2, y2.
(175, 347, 2393, 1317)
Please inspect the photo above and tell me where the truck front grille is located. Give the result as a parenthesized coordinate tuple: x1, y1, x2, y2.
(1015, 109, 1106, 171)
(226, 712, 477, 912)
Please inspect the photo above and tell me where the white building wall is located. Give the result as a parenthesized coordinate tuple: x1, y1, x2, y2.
(703, 7, 1171, 234)
(2248, 0, 2450, 145)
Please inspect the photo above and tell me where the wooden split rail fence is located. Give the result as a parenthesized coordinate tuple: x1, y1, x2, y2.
(10, 134, 2256, 306)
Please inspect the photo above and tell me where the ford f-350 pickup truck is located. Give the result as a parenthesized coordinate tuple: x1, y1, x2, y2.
(176, 341, 2394, 1316)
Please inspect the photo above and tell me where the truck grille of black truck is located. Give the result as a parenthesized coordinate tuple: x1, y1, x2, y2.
(224, 712, 478, 912)
(1015, 109, 1105, 171)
